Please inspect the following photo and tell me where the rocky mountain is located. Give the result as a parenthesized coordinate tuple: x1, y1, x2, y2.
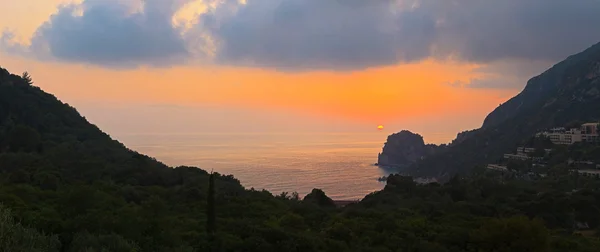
(376, 130, 441, 168)
(483, 41, 600, 128)
(404, 41, 600, 178)
(450, 129, 478, 146)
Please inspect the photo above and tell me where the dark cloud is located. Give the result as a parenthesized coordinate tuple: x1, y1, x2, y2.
(466, 60, 555, 89)
(4, 0, 191, 68)
(2, 0, 600, 74)
(200, 0, 436, 70)
(199, 0, 600, 71)
(429, 0, 600, 63)
(446, 59, 564, 89)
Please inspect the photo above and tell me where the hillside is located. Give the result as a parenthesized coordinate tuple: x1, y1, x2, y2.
(408, 41, 600, 177)
(0, 67, 250, 251)
(483, 41, 600, 128)
(0, 67, 245, 186)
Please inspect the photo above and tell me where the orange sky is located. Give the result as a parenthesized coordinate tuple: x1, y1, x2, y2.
(0, 0, 518, 143)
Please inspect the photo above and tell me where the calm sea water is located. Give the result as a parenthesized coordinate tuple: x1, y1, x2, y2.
(116, 132, 448, 200)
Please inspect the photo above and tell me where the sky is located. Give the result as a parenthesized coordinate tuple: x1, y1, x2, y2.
(2, 0, 600, 144)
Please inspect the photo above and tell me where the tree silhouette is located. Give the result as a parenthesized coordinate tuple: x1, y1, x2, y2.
(21, 71, 33, 85)
(206, 171, 216, 251)
(303, 188, 335, 207)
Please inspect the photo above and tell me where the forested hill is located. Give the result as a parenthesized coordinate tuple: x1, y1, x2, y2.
(0, 67, 240, 187)
(1, 67, 163, 184)
(408, 41, 600, 178)
(0, 67, 245, 251)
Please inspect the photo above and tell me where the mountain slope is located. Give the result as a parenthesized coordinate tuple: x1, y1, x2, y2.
(483, 41, 600, 128)
(0, 67, 243, 187)
(0, 67, 166, 185)
(409, 41, 600, 177)
(0, 67, 249, 251)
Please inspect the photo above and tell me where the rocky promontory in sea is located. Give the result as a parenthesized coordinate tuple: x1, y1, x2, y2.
(376, 130, 442, 169)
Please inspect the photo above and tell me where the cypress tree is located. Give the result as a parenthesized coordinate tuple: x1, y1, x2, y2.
(206, 172, 216, 251)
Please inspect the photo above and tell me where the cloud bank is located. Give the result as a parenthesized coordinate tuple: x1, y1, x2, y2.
(3, 0, 192, 68)
(3, 0, 600, 74)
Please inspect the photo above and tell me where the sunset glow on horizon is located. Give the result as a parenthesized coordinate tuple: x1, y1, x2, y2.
(2, 0, 599, 143)
(0, 52, 515, 138)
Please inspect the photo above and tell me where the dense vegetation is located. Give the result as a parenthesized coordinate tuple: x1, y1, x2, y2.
(1, 67, 600, 251)
(407, 41, 600, 178)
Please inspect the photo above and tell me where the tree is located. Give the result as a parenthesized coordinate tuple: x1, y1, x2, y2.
(291, 192, 300, 201)
(470, 216, 550, 252)
(533, 147, 547, 158)
(33, 173, 59, 191)
(21, 71, 33, 85)
(67, 232, 139, 252)
(8, 170, 31, 184)
(7, 125, 41, 152)
(508, 161, 529, 172)
(0, 205, 60, 252)
(206, 172, 216, 251)
(277, 191, 300, 201)
(566, 120, 584, 130)
(303, 189, 335, 208)
(386, 174, 417, 192)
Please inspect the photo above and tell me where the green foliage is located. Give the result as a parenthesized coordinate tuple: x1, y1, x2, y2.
(8, 169, 30, 184)
(207, 172, 216, 235)
(470, 216, 549, 252)
(7, 125, 41, 152)
(207, 172, 216, 251)
(67, 232, 139, 252)
(507, 160, 529, 172)
(0, 204, 60, 252)
(303, 189, 335, 208)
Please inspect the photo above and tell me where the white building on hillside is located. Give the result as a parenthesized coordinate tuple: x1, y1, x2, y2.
(504, 153, 530, 161)
(538, 123, 599, 145)
(487, 164, 508, 171)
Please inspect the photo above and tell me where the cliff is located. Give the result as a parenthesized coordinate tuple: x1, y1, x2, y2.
(483, 41, 600, 128)
(450, 129, 479, 146)
(377, 130, 440, 168)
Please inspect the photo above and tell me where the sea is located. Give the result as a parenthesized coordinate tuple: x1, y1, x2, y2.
(117, 132, 451, 200)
